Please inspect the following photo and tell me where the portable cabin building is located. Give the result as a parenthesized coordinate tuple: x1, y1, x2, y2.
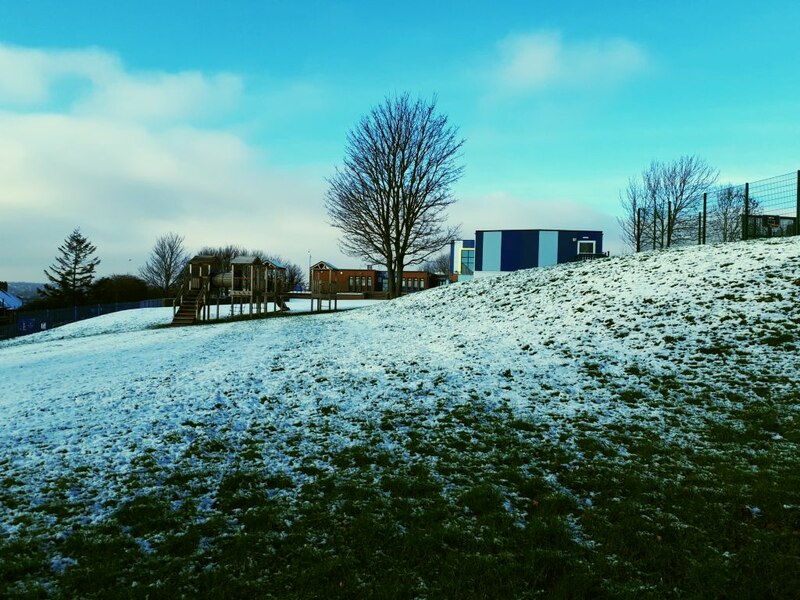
(473, 229, 604, 278)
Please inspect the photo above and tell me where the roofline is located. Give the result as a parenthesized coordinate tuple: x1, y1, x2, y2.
(475, 229, 603, 234)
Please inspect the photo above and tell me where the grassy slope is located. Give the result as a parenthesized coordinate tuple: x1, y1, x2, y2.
(2, 238, 799, 599)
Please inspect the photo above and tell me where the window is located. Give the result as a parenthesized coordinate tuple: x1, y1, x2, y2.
(420, 279, 425, 289)
(461, 249, 475, 274)
(577, 240, 596, 255)
(348, 276, 354, 291)
(367, 276, 373, 289)
(361, 276, 366, 289)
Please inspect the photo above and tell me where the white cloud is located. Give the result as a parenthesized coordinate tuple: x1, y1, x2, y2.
(492, 31, 648, 93)
(74, 71, 243, 123)
(0, 44, 348, 282)
(0, 44, 118, 105)
(0, 43, 242, 124)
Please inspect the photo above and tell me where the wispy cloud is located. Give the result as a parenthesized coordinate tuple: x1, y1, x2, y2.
(0, 43, 242, 123)
(490, 31, 648, 94)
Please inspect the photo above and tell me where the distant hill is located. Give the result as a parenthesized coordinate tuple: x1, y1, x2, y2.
(8, 282, 44, 302)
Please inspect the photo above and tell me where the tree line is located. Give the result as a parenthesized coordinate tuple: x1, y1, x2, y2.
(618, 155, 755, 251)
(28, 93, 465, 309)
(31, 229, 306, 308)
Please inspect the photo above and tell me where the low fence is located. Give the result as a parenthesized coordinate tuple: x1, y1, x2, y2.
(702, 171, 798, 244)
(633, 170, 799, 251)
(0, 298, 165, 341)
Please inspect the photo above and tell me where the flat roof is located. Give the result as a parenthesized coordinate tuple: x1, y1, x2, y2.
(476, 229, 603, 234)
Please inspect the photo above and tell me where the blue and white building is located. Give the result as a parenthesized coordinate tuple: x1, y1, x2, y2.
(449, 239, 475, 280)
(451, 229, 605, 280)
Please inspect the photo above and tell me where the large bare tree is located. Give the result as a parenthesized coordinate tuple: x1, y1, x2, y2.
(140, 232, 189, 294)
(326, 94, 464, 298)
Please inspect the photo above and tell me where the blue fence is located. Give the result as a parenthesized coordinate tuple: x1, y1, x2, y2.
(0, 299, 166, 341)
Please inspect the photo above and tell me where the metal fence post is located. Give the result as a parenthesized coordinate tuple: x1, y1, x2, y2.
(702, 192, 707, 244)
(796, 170, 800, 236)
(636, 208, 643, 252)
(743, 182, 750, 241)
(653, 201, 657, 250)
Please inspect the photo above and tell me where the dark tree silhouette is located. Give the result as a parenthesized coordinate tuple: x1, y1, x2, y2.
(139, 232, 189, 294)
(90, 275, 153, 303)
(41, 228, 101, 305)
(326, 94, 464, 298)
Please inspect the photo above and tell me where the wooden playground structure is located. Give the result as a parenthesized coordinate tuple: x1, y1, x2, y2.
(172, 255, 289, 326)
(309, 261, 339, 312)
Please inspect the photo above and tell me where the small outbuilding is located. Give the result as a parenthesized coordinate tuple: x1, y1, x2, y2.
(451, 229, 606, 280)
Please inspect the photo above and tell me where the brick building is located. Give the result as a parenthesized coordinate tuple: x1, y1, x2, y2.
(310, 261, 436, 296)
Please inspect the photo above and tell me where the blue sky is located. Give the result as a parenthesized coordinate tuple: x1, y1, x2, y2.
(1, 1, 799, 281)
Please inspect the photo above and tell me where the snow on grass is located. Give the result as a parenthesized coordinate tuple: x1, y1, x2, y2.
(1, 237, 799, 597)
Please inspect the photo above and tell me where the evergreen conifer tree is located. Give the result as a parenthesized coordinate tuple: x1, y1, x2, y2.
(41, 228, 101, 305)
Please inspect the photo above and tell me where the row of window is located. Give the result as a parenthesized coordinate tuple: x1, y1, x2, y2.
(348, 276, 373, 291)
(402, 278, 426, 291)
(346, 276, 427, 292)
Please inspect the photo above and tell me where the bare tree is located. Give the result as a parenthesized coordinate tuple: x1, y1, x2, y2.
(661, 156, 718, 246)
(708, 185, 757, 243)
(249, 250, 306, 291)
(422, 251, 451, 275)
(326, 94, 464, 298)
(617, 176, 651, 252)
(266, 256, 305, 291)
(619, 156, 717, 251)
(196, 244, 249, 273)
(140, 232, 189, 294)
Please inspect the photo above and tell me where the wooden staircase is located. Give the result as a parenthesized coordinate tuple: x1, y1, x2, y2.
(171, 289, 202, 326)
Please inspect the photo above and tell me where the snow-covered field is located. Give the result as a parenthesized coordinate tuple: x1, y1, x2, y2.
(1, 237, 798, 597)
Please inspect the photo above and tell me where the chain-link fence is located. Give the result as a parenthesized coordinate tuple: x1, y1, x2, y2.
(702, 171, 798, 244)
(0, 298, 166, 341)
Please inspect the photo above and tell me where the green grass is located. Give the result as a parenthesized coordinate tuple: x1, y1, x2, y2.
(1, 392, 799, 599)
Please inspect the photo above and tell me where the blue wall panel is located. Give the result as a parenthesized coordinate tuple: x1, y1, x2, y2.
(538, 231, 559, 266)
(500, 230, 538, 270)
(475, 232, 484, 271)
(482, 231, 503, 271)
